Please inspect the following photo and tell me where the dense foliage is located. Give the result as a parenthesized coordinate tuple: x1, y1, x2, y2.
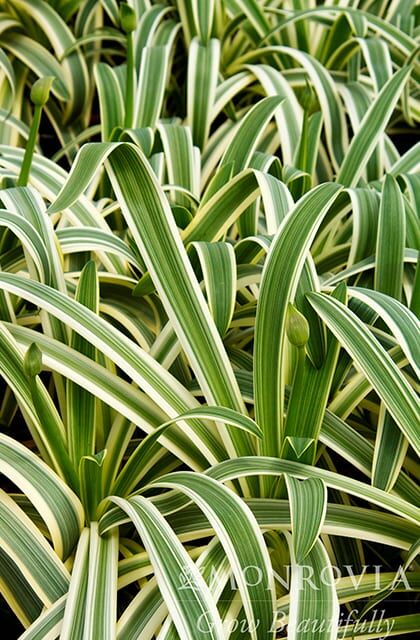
(0, 1, 419, 638)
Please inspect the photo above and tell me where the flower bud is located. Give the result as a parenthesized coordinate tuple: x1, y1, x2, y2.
(30, 76, 54, 106)
(24, 343, 42, 378)
(120, 3, 136, 33)
(300, 81, 318, 115)
(286, 303, 310, 348)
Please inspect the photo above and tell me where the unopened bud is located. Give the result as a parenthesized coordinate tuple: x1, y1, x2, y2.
(120, 3, 136, 33)
(30, 76, 54, 106)
(24, 343, 42, 378)
(300, 81, 318, 115)
(286, 304, 310, 348)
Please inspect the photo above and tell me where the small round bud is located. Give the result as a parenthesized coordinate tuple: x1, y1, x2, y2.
(24, 343, 43, 378)
(300, 81, 318, 115)
(120, 3, 136, 33)
(286, 303, 310, 348)
(30, 76, 54, 106)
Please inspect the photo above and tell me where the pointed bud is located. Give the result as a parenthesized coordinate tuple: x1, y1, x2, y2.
(24, 343, 42, 378)
(120, 3, 136, 33)
(286, 303, 310, 348)
(300, 81, 318, 115)
(30, 76, 54, 106)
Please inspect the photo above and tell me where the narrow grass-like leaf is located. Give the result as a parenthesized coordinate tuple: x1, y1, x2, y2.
(187, 38, 220, 149)
(112, 406, 261, 498)
(0, 490, 70, 606)
(206, 457, 420, 523)
(190, 241, 236, 336)
(307, 292, 420, 454)
(94, 63, 124, 141)
(348, 288, 419, 378)
(220, 96, 283, 176)
(67, 260, 99, 465)
(372, 174, 408, 491)
(375, 174, 406, 298)
(287, 536, 339, 640)
(134, 47, 169, 128)
(83, 522, 118, 640)
(285, 476, 327, 563)
(79, 451, 106, 521)
(0, 273, 231, 469)
(336, 66, 412, 187)
(111, 494, 225, 640)
(49, 143, 253, 461)
(0, 34, 69, 101)
(0, 433, 83, 558)
(11, 0, 89, 121)
(7, 322, 219, 470)
(232, 46, 348, 171)
(151, 472, 276, 640)
(19, 596, 66, 640)
(254, 183, 342, 490)
(60, 528, 90, 640)
(0, 209, 50, 283)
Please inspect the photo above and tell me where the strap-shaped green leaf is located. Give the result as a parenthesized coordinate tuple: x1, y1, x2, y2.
(83, 523, 118, 639)
(360, 176, 411, 492)
(163, 497, 418, 552)
(0, 273, 231, 465)
(19, 595, 66, 640)
(111, 494, 225, 640)
(67, 260, 99, 466)
(285, 476, 327, 563)
(0, 34, 69, 100)
(158, 123, 199, 206)
(372, 408, 409, 492)
(116, 578, 165, 640)
(375, 174, 406, 299)
(56, 226, 142, 268)
(94, 63, 124, 141)
(206, 457, 420, 523)
(151, 471, 276, 640)
(349, 288, 419, 380)
(307, 292, 420, 454)
(112, 406, 261, 498)
(187, 38, 220, 149)
(0, 433, 83, 558)
(0, 491, 70, 606)
(336, 66, 412, 186)
(254, 183, 342, 487)
(0, 547, 42, 627)
(10, 0, 89, 121)
(287, 535, 339, 640)
(262, 7, 418, 60)
(60, 528, 90, 640)
(134, 46, 170, 128)
(231, 46, 348, 171)
(7, 322, 220, 471)
(79, 451, 106, 521)
(0, 209, 50, 283)
(48, 143, 254, 461)
(220, 96, 284, 176)
(189, 241, 236, 336)
(245, 64, 301, 165)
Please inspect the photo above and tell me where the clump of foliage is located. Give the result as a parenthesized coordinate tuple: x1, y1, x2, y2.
(0, 1, 419, 638)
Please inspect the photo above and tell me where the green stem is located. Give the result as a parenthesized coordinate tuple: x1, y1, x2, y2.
(17, 103, 42, 187)
(280, 345, 315, 460)
(291, 109, 311, 200)
(295, 109, 309, 173)
(124, 32, 134, 129)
